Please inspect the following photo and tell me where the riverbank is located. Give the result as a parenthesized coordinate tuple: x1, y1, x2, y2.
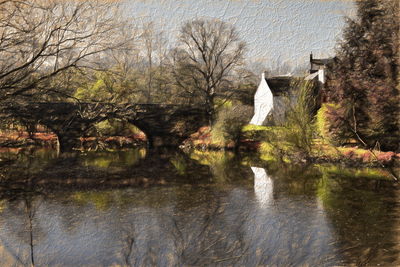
(1, 126, 399, 174)
(0, 130, 147, 150)
(182, 125, 400, 171)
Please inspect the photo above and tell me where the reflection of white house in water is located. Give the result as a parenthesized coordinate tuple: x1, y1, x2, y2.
(251, 167, 273, 206)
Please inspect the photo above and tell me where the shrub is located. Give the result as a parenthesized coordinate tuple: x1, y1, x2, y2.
(94, 119, 142, 137)
(282, 80, 317, 156)
(316, 103, 352, 145)
(211, 103, 252, 147)
(260, 80, 318, 162)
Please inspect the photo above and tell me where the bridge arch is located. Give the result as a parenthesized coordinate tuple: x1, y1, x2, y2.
(1, 102, 207, 152)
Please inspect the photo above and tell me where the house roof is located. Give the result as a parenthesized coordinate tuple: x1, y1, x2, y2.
(309, 53, 335, 73)
(305, 71, 319, 81)
(311, 58, 334, 66)
(265, 76, 292, 95)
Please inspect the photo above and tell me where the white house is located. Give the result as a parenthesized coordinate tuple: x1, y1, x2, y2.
(305, 53, 334, 84)
(249, 73, 293, 126)
(249, 72, 274, 126)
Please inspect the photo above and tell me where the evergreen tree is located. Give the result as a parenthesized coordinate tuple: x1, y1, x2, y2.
(325, 0, 399, 151)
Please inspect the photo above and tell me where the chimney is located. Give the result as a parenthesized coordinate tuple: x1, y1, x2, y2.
(309, 53, 314, 74)
(261, 72, 265, 80)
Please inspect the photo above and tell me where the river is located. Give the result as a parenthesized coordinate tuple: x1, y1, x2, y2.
(0, 148, 398, 266)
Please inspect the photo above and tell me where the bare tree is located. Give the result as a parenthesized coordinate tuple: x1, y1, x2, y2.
(141, 21, 170, 103)
(142, 22, 155, 103)
(0, 0, 129, 102)
(173, 19, 246, 124)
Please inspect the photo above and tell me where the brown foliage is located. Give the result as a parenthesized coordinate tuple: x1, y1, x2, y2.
(325, 0, 399, 151)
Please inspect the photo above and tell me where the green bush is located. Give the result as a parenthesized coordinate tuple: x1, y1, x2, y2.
(211, 103, 252, 147)
(283, 80, 316, 156)
(94, 119, 141, 137)
(261, 80, 318, 162)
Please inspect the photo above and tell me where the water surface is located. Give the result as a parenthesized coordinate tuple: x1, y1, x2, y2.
(0, 148, 398, 266)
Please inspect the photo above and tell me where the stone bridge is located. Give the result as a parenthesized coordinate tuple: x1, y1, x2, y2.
(1, 102, 206, 151)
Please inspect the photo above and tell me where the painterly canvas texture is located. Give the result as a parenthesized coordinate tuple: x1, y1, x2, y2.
(0, 0, 399, 266)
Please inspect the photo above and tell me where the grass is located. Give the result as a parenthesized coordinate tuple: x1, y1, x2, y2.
(241, 124, 271, 132)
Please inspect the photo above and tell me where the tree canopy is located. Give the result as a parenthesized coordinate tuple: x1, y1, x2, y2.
(172, 19, 246, 124)
(0, 0, 129, 102)
(325, 0, 399, 151)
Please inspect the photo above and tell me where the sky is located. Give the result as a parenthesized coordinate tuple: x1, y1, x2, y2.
(123, 0, 356, 73)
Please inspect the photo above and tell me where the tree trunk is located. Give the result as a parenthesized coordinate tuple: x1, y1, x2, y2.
(205, 94, 215, 126)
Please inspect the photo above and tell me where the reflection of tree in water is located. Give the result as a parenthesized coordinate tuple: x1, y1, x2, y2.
(188, 150, 253, 184)
(0, 149, 399, 266)
(245, 165, 338, 266)
(81, 148, 147, 169)
(104, 186, 253, 266)
(317, 168, 400, 266)
(189, 150, 235, 183)
(160, 188, 252, 266)
(0, 148, 58, 184)
(0, 148, 182, 192)
(0, 186, 253, 266)
(0, 175, 398, 266)
(0, 195, 46, 266)
(247, 163, 399, 266)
